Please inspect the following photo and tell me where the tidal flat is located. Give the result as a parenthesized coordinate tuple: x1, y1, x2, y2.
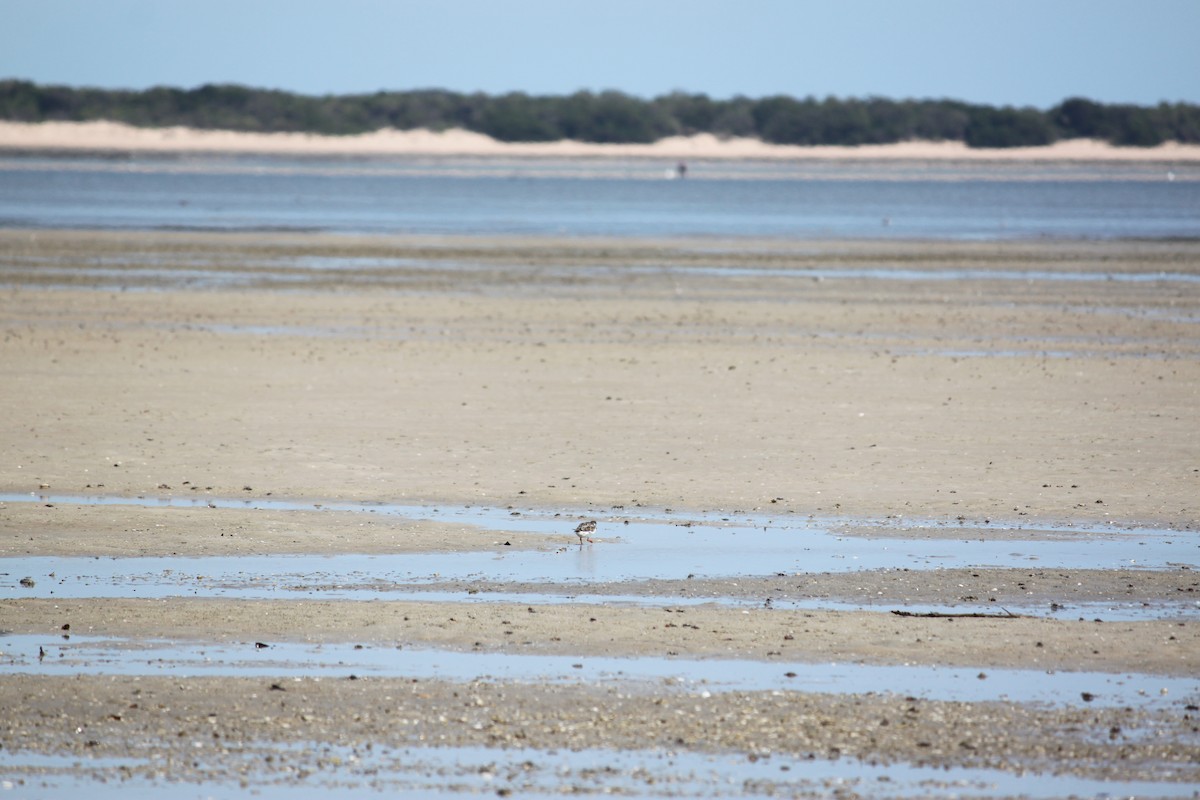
(1, 230, 1198, 797)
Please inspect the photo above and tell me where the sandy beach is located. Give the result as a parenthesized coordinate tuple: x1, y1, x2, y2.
(2, 229, 1199, 795)
(3, 120, 1200, 162)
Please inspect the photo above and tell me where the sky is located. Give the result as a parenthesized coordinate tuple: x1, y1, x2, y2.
(2, 0, 1198, 108)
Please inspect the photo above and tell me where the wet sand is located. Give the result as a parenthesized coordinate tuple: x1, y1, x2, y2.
(3, 594, 1197, 675)
(2, 230, 1199, 794)
(3, 231, 1198, 526)
(3, 675, 1197, 788)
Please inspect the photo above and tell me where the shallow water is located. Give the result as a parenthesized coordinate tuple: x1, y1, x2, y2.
(2, 154, 1199, 239)
(3, 534, 1190, 598)
(5, 552, 1199, 623)
(3, 493, 1196, 616)
(1, 634, 1194, 710)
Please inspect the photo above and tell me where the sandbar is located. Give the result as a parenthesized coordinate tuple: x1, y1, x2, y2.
(3, 120, 1200, 162)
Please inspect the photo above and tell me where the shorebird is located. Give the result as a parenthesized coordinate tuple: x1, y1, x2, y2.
(574, 520, 597, 544)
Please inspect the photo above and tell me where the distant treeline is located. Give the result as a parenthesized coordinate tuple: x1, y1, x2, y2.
(2, 79, 1198, 148)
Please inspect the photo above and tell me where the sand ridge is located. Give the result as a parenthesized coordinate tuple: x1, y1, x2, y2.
(3, 120, 1200, 161)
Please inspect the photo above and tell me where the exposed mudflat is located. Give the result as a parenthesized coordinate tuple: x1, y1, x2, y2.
(3, 675, 1198, 790)
(2, 231, 1198, 796)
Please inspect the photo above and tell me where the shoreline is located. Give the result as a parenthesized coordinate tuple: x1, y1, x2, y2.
(3, 120, 1200, 162)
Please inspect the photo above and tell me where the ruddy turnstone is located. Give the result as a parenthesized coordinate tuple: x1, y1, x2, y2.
(574, 519, 597, 544)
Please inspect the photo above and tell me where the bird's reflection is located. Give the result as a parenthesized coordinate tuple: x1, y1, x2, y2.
(574, 539, 598, 575)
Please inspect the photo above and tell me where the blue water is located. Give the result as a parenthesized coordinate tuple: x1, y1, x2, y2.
(1, 154, 1197, 239)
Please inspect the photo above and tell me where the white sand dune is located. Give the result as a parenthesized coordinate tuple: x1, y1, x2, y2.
(2, 120, 1199, 161)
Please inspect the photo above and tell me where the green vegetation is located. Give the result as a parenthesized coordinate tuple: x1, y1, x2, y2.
(2, 79, 1197, 148)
